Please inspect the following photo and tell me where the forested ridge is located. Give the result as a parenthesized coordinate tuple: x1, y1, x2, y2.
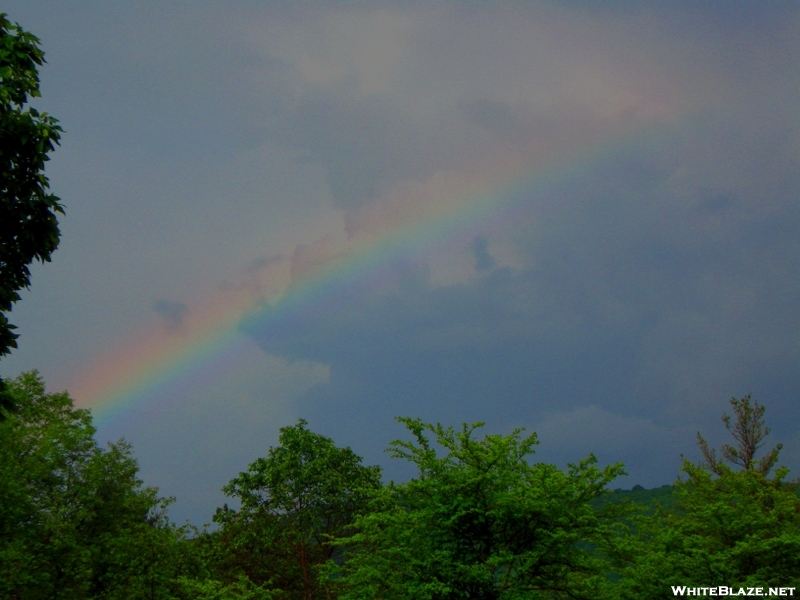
(1, 371, 799, 599)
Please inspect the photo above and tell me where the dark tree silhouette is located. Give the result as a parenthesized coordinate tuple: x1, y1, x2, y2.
(0, 13, 63, 417)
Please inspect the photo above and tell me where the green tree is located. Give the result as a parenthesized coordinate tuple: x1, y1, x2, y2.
(696, 394, 782, 476)
(212, 419, 383, 600)
(611, 396, 800, 598)
(0, 14, 64, 417)
(0, 371, 186, 599)
(328, 418, 626, 600)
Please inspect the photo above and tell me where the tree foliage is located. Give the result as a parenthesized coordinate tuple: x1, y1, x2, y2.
(212, 419, 383, 600)
(610, 396, 800, 597)
(0, 13, 64, 416)
(0, 372, 187, 599)
(4, 368, 797, 599)
(697, 394, 783, 476)
(328, 418, 626, 600)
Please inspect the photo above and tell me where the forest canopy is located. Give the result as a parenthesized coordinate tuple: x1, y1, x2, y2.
(1, 371, 798, 599)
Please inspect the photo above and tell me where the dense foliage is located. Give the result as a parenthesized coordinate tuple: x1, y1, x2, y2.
(2, 375, 799, 599)
(0, 372, 188, 599)
(211, 420, 383, 599)
(326, 418, 626, 600)
(607, 396, 800, 597)
(0, 13, 64, 416)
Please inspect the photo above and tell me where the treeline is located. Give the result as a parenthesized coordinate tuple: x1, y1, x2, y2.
(1, 372, 799, 599)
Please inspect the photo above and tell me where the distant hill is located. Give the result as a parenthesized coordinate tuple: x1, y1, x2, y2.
(593, 484, 677, 512)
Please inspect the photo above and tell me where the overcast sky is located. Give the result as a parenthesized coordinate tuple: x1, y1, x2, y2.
(3, 1, 799, 526)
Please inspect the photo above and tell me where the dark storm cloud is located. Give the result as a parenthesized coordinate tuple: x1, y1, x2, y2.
(471, 237, 496, 272)
(4, 1, 799, 525)
(245, 256, 684, 482)
(244, 115, 800, 484)
(152, 300, 189, 331)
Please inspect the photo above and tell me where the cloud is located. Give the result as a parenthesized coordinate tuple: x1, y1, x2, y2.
(152, 300, 189, 331)
(6, 1, 799, 524)
(247, 254, 285, 274)
(240, 0, 800, 258)
(289, 235, 346, 282)
(532, 405, 695, 485)
(98, 339, 331, 526)
(471, 236, 496, 272)
(242, 106, 800, 485)
(275, 91, 433, 217)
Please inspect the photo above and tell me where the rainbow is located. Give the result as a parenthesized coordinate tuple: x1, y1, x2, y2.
(69, 118, 672, 424)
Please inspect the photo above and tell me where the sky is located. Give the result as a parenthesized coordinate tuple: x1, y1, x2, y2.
(2, 1, 799, 526)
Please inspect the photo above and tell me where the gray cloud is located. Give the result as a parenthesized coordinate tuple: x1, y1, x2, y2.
(471, 236, 496, 272)
(243, 109, 800, 485)
(3, 1, 799, 525)
(275, 91, 432, 217)
(152, 300, 189, 331)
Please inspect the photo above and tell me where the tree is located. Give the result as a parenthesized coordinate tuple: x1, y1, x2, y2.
(212, 419, 383, 600)
(0, 371, 186, 599)
(610, 396, 800, 598)
(328, 418, 627, 600)
(697, 394, 782, 476)
(0, 13, 64, 417)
